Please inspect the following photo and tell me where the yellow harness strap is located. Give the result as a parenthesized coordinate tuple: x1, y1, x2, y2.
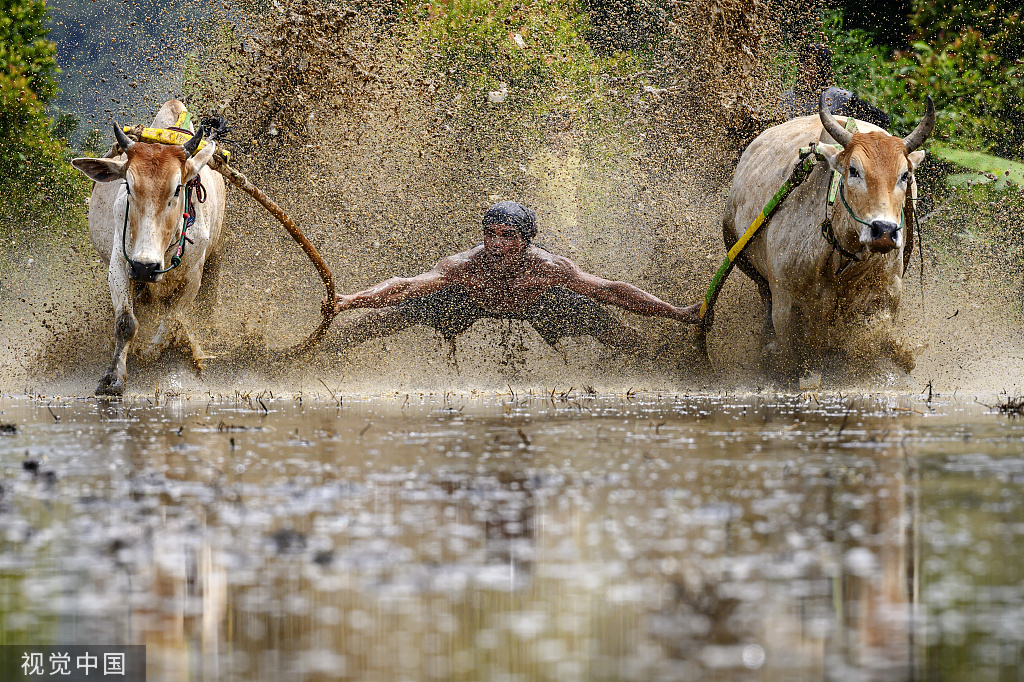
(122, 109, 231, 163)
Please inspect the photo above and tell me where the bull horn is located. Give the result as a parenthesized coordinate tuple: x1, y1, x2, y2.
(113, 124, 135, 152)
(182, 126, 205, 156)
(902, 96, 935, 152)
(819, 91, 853, 147)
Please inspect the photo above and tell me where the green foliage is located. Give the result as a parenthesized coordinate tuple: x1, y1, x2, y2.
(912, 0, 1023, 62)
(0, 0, 58, 105)
(0, 0, 62, 177)
(0, 0, 88, 236)
(396, 0, 647, 184)
(826, 3, 1024, 159)
(405, 0, 635, 117)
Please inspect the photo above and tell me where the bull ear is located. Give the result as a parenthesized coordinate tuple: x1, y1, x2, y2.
(72, 157, 127, 183)
(183, 140, 217, 183)
(816, 143, 843, 173)
(908, 149, 926, 171)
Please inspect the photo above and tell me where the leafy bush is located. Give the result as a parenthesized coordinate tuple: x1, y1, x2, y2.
(394, 0, 647, 180)
(1, 0, 60, 176)
(0, 0, 87, 231)
(826, 3, 1024, 158)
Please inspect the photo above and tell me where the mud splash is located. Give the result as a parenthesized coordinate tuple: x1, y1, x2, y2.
(3, 0, 1023, 397)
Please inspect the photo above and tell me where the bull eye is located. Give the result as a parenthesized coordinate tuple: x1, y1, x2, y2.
(849, 166, 861, 179)
(901, 171, 909, 183)
(174, 185, 182, 197)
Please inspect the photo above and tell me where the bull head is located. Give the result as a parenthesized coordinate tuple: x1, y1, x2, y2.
(817, 94, 934, 255)
(72, 123, 218, 282)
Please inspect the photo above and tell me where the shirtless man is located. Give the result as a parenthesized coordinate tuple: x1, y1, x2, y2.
(329, 201, 701, 352)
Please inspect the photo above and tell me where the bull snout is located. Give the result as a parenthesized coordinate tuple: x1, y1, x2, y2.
(128, 259, 163, 282)
(867, 220, 899, 253)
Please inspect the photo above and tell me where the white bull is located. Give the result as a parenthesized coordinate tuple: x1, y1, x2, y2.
(72, 100, 226, 395)
(722, 94, 935, 381)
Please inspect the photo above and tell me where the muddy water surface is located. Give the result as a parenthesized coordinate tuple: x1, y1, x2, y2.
(1, 392, 1022, 681)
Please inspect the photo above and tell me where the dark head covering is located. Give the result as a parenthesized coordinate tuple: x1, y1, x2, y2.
(482, 201, 537, 242)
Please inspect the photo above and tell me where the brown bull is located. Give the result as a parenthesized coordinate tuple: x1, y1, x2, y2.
(72, 100, 226, 396)
(722, 93, 935, 382)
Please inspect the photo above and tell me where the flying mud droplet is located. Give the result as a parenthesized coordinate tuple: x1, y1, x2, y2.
(488, 83, 508, 104)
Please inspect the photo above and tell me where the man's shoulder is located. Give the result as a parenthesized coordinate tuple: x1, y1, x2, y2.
(527, 246, 574, 270)
(524, 248, 583, 285)
(438, 246, 482, 270)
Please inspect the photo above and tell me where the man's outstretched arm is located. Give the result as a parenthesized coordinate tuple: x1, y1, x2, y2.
(554, 258, 701, 323)
(333, 258, 457, 313)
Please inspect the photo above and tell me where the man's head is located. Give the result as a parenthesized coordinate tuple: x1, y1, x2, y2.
(482, 201, 537, 243)
(481, 201, 536, 263)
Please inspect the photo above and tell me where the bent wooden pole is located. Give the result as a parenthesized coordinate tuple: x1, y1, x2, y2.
(209, 156, 337, 355)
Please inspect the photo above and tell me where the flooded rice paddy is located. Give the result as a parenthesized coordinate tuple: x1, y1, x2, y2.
(2, 391, 1022, 681)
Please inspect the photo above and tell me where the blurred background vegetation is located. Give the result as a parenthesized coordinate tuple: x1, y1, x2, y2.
(828, 0, 1022, 158)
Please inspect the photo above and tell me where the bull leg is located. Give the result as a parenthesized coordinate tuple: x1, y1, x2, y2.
(193, 250, 221, 315)
(178, 321, 213, 372)
(733, 252, 775, 344)
(174, 266, 212, 372)
(96, 266, 138, 396)
(770, 297, 827, 386)
(724, 221, 776, 346)
(145, 264, 211, 372)
(766, 294, 797, 380)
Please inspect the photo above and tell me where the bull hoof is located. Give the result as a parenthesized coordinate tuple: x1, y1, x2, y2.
(193, 353, 216, 373)
(95, 376, 125, 397)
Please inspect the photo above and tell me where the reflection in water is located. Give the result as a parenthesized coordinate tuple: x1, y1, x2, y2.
(1, 394, 1023, 680)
